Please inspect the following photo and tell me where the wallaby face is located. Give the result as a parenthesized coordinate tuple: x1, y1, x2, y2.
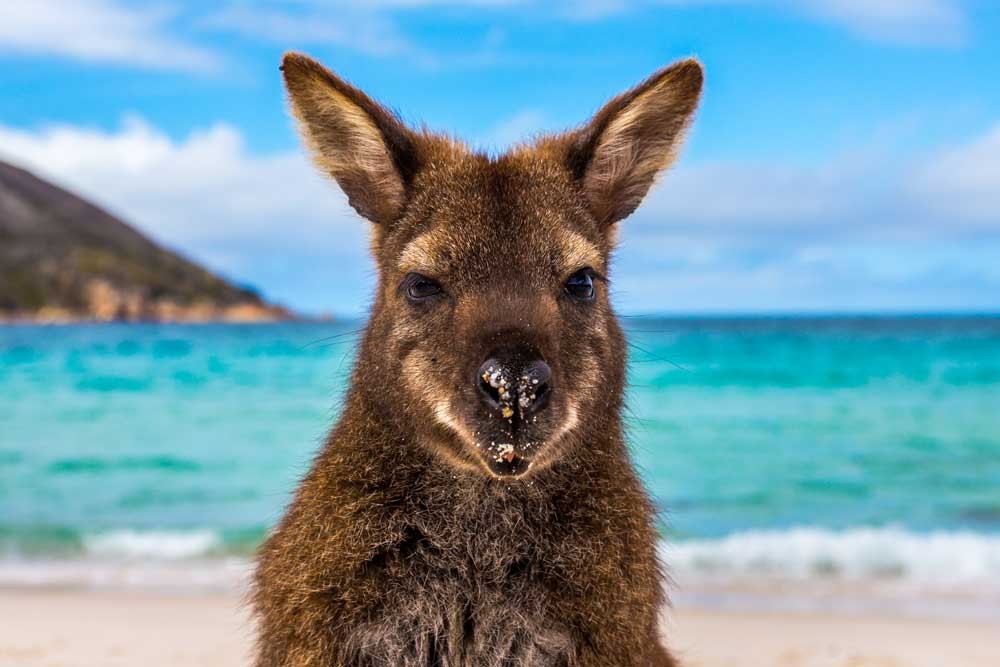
(281, 53, 701, 479)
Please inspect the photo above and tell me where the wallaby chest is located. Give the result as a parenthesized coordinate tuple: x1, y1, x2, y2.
(338, 502, 583, 666)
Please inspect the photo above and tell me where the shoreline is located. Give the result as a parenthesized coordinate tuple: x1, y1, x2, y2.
(3, 559, 999, 623)
(4, 522, 1000, 623)
(1, 588, 997, 667)
(0, 313, 319, 325)
(3, 312, 997, 325)
(4, 523, 999, 621)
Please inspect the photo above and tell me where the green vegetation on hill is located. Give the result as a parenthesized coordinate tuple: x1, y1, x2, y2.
(0, 160, 289, 322)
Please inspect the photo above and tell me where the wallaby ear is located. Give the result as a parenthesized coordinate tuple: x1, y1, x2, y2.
(565, 59, 703, 227)
(281, 52, 420, 224)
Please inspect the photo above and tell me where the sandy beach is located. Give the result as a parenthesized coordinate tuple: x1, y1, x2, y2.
(1, 590, 997, 667)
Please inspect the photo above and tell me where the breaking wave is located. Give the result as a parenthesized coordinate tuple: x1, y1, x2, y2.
(665, 525, 1000, 590)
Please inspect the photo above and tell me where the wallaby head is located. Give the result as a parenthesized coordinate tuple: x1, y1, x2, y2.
(282, 53, 702, 479)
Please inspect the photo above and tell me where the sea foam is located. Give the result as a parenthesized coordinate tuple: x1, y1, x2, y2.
(82, 529, 221, 560)
(664, 526, 1000, 590)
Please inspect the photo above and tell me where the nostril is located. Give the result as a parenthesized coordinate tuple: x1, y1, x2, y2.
(517, 360, 552, 417)
(523, 360, 551, 386)
(477, 359, 505, 408)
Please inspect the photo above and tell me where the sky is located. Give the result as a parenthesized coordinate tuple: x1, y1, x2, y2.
(1, 0, 999, 316)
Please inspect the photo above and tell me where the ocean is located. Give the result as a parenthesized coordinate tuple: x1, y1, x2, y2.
(2, 317, 999, 612)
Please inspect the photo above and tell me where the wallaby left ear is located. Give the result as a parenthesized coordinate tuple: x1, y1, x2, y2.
(565, 59, 703, 227)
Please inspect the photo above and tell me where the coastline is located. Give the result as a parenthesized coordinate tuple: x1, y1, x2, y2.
(4, 553, 999, 622)
(0, 306, 305, 325)
(3, 525, 999, 620)
(1, 588, 997, 667)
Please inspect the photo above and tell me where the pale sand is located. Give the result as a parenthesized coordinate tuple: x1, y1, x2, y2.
(1, 590, 997, 667)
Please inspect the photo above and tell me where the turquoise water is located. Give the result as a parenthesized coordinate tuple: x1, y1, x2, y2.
(1, 318, 999, 591)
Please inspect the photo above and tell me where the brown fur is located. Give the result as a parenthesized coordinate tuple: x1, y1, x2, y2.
(253, 52, 703, 666)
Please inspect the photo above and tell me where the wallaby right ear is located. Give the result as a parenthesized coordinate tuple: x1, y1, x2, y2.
(563, 59, 703, 227)
(281, 52, 420, 225)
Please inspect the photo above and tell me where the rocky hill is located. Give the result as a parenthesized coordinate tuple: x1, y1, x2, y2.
(0, 159, 292, 323)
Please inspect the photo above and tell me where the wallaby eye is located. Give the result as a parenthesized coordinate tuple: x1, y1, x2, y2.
(564, 268, 596, 301)
(403, 273, 444, 301)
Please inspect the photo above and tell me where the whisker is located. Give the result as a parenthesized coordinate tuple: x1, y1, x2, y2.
(300, 326, 366, 350)
(334, 340, 362, 378)
(625, 339, 693, 374)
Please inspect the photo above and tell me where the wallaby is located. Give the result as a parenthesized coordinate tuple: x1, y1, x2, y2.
(253, 52, 703, 667)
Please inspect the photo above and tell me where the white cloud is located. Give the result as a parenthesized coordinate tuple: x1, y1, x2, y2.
(800, 0, 965, 46)
(636, 122, 1000, 243)
(610, 121, 1000, 312)
(631, 0, 967, 46)
(477, 110, 549, 151)
(642, 160, 850, 230)
(201, 6, 414, 58)
(0, 0, 220, 72)
(0, 116, 369, 312)
(910, 123, 1000, 227)
(266, 0, 968, 47)
(202, 2, 518, 70)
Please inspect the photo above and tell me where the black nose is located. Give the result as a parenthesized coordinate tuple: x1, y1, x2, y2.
(477, 356, 552, 420)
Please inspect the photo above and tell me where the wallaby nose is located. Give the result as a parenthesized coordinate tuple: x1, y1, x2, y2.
(477, 357, 552, 419)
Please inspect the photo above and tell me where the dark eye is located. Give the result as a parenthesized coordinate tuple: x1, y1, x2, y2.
(403, 273, 443, 301)
(564, 268, 596, 301)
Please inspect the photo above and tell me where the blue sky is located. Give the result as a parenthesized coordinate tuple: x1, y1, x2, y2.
(1, 0, 998, 316)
